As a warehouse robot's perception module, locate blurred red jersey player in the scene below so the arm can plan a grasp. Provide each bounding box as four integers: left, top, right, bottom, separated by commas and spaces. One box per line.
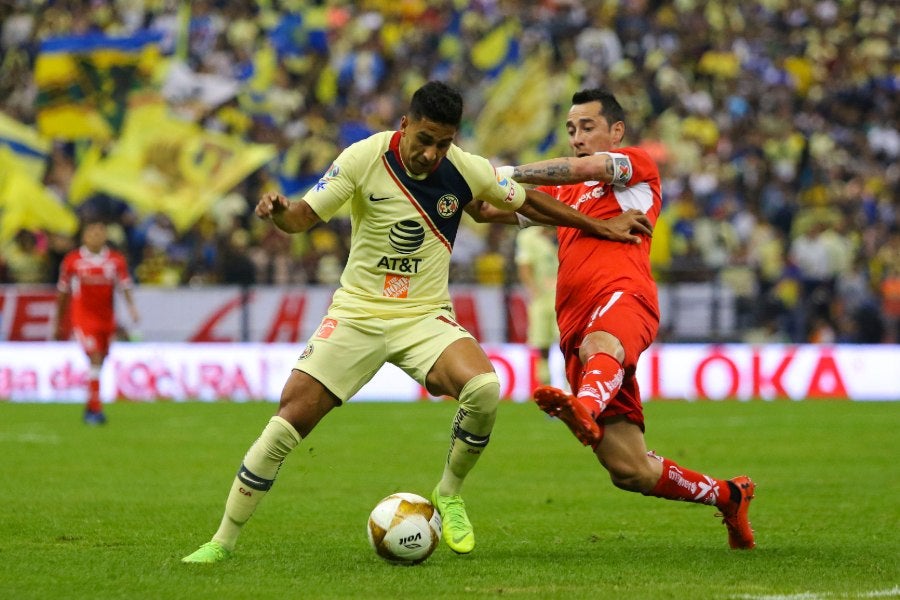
55, 219, 139, 425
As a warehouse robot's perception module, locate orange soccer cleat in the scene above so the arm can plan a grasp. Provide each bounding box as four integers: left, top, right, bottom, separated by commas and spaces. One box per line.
533, 385, 602, 447
716, 475, 757, 549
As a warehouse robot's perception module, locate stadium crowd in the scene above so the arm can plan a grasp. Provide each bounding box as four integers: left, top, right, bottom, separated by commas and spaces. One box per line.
0, 0, 897, 344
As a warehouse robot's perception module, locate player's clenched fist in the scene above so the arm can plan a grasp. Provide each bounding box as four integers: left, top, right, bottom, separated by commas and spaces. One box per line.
255, 192, 289, 219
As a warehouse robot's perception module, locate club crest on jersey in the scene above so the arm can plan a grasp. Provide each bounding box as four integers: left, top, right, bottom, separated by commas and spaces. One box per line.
298, 343, 314, 360
436, 194, 459, 218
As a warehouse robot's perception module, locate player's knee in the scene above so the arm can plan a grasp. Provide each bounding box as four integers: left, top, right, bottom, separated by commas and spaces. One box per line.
580, 331, 625, 364
458, 372, 501, 414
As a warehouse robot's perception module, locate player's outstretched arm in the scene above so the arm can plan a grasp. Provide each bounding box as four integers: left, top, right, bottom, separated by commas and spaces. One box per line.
256, 192, 322, 234
464, 200, 518, 225
520, 189, 651, 243
499, 154, 618, 186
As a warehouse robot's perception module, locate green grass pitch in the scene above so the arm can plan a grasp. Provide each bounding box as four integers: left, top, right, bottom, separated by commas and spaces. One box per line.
2, 399, 898, 599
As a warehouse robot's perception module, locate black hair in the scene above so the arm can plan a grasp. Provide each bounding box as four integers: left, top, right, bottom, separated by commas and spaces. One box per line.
571, 88, 626, 128
409, 81, 463, 127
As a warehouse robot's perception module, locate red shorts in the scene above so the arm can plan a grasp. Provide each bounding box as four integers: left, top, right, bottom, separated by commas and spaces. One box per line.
561, 292, 659, 430
74, 326, 114, 357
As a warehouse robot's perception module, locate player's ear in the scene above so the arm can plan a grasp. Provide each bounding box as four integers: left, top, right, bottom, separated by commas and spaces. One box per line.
611, 121, 625, 145
399, 115, 409, 133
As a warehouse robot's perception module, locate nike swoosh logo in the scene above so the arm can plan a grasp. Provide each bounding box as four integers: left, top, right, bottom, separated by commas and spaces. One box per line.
237, 467, 272, 490
452, 533, 470, 544
460, 434, 488, 447
239, 469, 266, 486
369, 194, 391, 202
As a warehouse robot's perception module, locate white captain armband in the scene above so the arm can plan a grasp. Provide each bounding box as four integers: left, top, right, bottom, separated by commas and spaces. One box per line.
596, 152, 633, 186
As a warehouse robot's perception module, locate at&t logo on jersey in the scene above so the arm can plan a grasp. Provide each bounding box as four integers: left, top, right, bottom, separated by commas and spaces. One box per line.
388, 220, 425, 254
376, 220, 425, 275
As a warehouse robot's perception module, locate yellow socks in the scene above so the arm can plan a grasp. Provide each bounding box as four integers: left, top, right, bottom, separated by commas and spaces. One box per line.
212, 416, 301, 550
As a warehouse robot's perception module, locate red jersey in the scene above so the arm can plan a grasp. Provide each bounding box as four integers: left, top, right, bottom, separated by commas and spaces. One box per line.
57, 246, 132, 331
537, 146, 662, 346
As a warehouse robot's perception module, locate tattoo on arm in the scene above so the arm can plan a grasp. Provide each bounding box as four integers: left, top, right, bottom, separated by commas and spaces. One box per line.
604, 155, 614, 180
513, 159, 574, 184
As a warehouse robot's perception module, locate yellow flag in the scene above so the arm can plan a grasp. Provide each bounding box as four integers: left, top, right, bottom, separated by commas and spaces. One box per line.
0, 112, 52, 181
0, 147, 78, 243
80, 102, 276, 232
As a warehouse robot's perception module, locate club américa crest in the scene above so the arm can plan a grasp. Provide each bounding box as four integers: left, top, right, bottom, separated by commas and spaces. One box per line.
436, 194, 459, 218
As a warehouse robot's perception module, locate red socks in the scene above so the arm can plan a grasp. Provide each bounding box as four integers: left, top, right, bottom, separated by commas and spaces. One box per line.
576, 352, 624, 418
648, 456, 730, 507
86, 376, 102, 413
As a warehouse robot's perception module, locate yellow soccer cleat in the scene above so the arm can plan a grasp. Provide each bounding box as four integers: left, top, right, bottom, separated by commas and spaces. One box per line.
181, 541, 232, 564
431, 485, 475, 554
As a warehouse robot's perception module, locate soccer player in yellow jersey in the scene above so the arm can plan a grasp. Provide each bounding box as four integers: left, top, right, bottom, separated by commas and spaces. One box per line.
182, 81, 652, 563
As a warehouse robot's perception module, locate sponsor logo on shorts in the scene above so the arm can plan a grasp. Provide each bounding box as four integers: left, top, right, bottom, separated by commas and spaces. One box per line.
383, 274, 410, 298
315, 318, 338, 339
436, 314, 465, 331
298, 343, 314, 360
436, 194, 459, 218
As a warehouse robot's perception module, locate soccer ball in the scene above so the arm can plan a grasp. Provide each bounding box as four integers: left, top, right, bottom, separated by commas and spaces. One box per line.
367, 492, 442, 565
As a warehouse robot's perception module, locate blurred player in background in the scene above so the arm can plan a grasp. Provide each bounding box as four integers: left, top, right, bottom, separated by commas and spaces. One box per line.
486, 88, 756, 549
514, 225, 559, 386
182, 81, 652, 563
54, 219, 139, 425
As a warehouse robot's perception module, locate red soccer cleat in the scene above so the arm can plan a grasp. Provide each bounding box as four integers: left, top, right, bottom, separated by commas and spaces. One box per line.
716, 475, 757, 549
533, 385, 602, 447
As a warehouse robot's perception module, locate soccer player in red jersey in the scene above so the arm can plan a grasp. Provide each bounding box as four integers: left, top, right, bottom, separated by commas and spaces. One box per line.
55, 219, 140, 425
491, 89, 756, 549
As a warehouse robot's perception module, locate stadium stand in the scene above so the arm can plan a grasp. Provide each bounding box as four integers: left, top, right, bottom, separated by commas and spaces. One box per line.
0, 0, 896, 343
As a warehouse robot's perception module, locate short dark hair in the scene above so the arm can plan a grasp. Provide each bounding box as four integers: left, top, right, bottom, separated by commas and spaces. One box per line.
572, 88, 625, 128
409, 81, 463, 127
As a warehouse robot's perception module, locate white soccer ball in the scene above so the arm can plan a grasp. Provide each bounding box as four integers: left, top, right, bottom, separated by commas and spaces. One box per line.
367, 492, 442, 565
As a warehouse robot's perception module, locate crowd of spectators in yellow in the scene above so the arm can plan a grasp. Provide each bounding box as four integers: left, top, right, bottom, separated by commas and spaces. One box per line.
0, 0, 897, 343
